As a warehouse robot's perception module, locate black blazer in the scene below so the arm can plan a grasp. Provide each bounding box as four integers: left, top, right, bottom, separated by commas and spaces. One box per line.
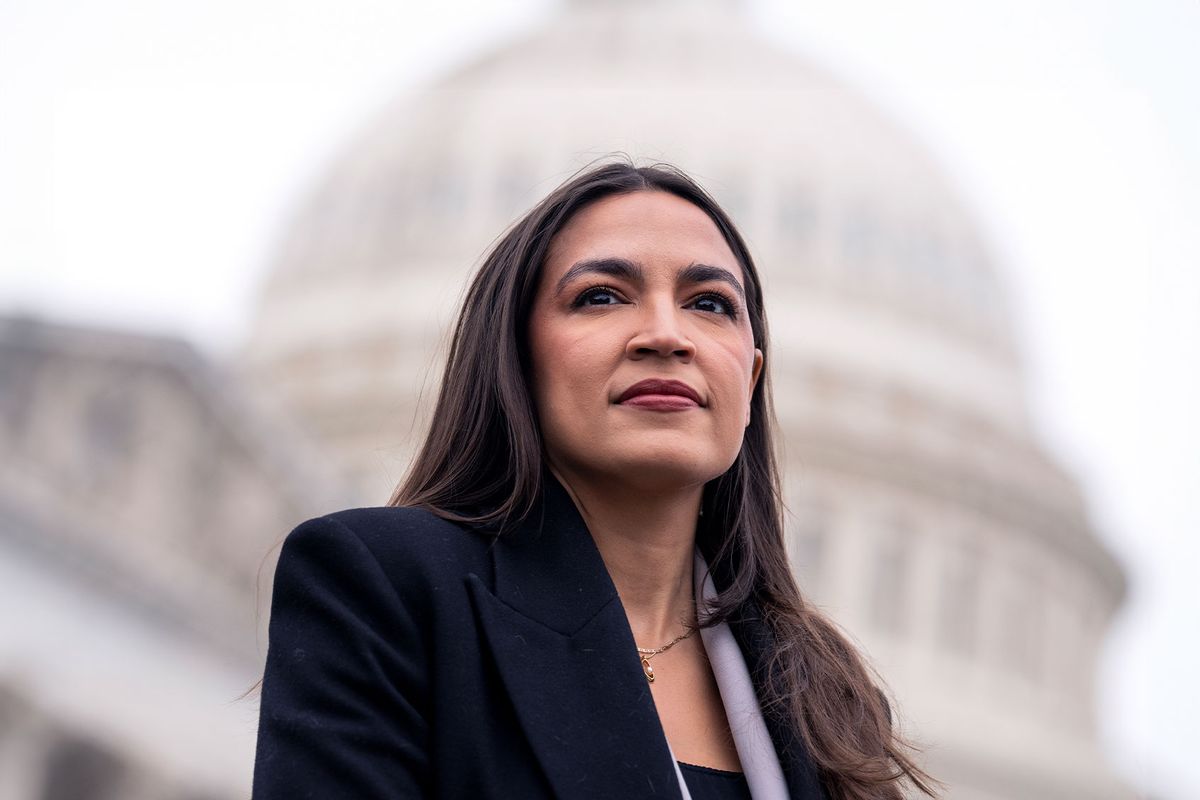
253, 474, 827, 799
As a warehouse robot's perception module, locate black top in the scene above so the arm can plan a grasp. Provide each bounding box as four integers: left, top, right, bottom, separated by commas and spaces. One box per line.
677, 762, 753, 800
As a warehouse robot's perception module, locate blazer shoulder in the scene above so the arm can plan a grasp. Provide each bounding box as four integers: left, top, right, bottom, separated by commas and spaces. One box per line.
288, 505, 494, 587
321, 504, 475, 542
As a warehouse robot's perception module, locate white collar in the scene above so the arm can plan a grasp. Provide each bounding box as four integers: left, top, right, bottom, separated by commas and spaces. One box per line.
666, 550, 791, 799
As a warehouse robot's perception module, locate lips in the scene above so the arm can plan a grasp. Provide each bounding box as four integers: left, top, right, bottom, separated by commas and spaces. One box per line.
616, 378, 703, 408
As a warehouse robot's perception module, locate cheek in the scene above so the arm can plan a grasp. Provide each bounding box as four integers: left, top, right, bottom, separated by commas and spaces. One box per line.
709, 343, 756, 413
528, 316, 612, 415
527, 315, 564, 419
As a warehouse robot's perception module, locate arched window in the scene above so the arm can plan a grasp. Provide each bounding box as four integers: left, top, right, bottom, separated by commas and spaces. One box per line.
899, 226, 947, 286
495, 162, 535, 218
999, 565, 1044, 682
840, 201, 883, 274
425, 164, 466, 219
792, 500, 830, 597
776, 181, 818, 246
868, 521, 911, 635
710, 173, 751, 224
938, 537, 982, 656
83, 382, 138, 468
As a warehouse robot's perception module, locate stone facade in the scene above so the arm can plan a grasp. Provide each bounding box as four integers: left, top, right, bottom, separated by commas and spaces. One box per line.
0, 315, 351, 799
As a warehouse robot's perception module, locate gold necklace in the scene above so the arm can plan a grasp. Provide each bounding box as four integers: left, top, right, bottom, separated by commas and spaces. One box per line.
636, 625, 696, 683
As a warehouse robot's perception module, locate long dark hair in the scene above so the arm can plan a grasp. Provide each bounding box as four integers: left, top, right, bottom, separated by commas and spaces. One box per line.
391, 160, 938, 799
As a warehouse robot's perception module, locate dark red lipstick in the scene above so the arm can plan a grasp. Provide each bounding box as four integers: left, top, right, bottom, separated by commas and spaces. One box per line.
616, 379, 703, 411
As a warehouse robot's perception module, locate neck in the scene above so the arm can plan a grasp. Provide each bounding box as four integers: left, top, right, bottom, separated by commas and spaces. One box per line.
550, 466, 700, 647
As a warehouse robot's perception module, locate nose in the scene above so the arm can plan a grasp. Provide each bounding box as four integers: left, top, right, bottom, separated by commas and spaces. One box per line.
625, 301, 695, 362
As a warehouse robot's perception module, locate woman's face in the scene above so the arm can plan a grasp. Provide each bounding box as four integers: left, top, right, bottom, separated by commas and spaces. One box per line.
528, 190, 764, 495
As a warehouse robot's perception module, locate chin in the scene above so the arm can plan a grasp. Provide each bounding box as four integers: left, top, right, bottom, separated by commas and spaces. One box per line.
547, 428, 741, 495
603, 443, 733, 494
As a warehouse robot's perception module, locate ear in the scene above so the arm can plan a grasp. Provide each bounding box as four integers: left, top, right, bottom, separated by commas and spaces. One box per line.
745, 348, 764, 427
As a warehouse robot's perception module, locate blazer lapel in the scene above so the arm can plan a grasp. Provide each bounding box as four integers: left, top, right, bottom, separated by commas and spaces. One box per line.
465, 474, 684, 799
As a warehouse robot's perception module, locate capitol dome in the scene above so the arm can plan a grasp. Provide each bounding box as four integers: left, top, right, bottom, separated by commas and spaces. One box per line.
238, 1, 1128, 796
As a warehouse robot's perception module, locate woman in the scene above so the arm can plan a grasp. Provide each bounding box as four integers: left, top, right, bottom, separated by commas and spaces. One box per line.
253, 162, 937, 799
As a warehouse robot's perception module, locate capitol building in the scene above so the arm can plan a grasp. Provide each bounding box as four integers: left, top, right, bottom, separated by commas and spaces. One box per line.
0, 0, 1129, 797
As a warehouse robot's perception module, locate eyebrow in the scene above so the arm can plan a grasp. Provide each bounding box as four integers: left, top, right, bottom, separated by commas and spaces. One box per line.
678, 263, 746, 302
554, 258, 642, 296
554, 258, 746, 302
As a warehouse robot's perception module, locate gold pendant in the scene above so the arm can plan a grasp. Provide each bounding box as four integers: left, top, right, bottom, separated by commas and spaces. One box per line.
642, 656, 655, 683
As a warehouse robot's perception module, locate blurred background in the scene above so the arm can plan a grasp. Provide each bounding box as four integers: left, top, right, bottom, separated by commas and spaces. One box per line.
1, 0, 1196, 798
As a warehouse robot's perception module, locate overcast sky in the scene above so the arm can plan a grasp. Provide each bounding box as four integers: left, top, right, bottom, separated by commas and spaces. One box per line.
1, 1, 1197, 796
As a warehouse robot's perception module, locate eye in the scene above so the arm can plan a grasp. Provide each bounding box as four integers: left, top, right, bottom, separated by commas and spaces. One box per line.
689, 291, 739, 318
572, 285, 626, 307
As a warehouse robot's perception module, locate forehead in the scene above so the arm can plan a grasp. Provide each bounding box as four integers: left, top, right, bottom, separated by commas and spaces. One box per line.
544, 190, 741, 279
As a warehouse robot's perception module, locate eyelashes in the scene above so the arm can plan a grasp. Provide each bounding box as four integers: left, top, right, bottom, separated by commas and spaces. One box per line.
570, 285, 742, 320
690, 291, 740, 319
572, 285, 624, 308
